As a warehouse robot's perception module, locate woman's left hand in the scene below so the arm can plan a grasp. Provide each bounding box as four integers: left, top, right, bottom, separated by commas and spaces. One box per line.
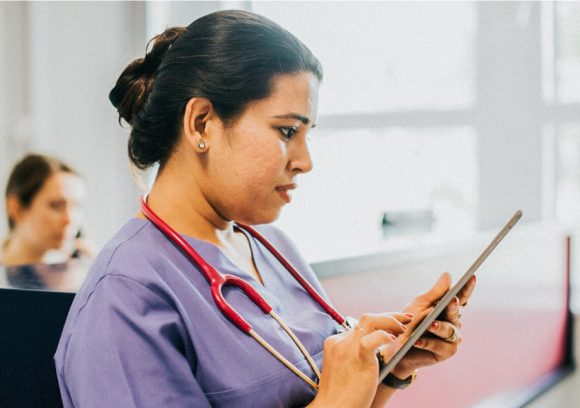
389, 272, 477, 379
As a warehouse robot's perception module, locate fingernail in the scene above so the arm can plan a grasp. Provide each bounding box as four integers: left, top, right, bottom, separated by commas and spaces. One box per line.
431, 321, 438, 329
404, 313, 414, 318
401, 324, 407, 331
415, 339, 423, 347
390, 334, 397, 340
453, 297, 459, 306
473, 275, 477, 283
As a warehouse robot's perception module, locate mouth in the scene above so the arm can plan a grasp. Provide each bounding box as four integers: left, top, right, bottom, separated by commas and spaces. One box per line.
275, 183, 297, 204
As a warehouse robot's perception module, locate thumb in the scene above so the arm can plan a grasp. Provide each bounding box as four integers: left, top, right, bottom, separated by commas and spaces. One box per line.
420, 272, 452, 304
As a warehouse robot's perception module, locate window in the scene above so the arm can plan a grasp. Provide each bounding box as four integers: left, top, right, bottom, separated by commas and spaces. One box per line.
556, 2, 580, 104
251, 2, 578, 263
553, 2, 580, 225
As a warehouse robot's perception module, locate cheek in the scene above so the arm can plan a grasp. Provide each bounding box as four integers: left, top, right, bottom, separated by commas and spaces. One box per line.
31, 207, 61, 232
237, 155, 283, 194
224, 139, 286, 188
18, 212, 49, 242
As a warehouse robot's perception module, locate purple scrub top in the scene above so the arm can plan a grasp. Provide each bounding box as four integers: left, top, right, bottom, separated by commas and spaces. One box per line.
55, 219, 341, 407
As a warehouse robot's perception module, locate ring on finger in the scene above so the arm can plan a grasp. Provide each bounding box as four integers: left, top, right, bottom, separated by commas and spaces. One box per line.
443, 327, 458, 343
355, 325, 369, 336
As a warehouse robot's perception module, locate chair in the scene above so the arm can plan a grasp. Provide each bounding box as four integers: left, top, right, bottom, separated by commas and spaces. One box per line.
0, 288, 74, 408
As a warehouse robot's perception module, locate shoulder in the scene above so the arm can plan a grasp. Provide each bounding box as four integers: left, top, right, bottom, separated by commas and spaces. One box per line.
251, 224, 327, 291
64, 219, 194, 329
252, 224, 300, 256
56, 219, 195, 370
251, 224, 310, 269
81, 218, 182, 286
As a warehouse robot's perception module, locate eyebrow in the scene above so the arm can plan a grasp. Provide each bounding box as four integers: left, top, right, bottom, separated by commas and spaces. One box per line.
272, 113, 311, 125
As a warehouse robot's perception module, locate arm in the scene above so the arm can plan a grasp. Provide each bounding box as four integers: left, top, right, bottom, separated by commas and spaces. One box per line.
61, 275, 211, 408
370, 386, 399, 408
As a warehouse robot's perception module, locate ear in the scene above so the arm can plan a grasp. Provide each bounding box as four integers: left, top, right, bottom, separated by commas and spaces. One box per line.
183, 97, 215, 152
6, 194, 25, 225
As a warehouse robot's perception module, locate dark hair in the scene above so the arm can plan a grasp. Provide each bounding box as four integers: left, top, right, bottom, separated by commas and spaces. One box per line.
109, 10, 323, 170
5, 154, 77, 231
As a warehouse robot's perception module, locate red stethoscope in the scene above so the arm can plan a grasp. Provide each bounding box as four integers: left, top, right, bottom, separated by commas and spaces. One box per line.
140, 196, 350, 390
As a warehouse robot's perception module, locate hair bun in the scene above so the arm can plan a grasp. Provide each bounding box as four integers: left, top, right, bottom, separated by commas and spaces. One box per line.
109, 27, 187, 125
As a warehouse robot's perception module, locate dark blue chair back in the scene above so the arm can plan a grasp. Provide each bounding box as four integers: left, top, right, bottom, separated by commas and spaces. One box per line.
0, 288, 74, 408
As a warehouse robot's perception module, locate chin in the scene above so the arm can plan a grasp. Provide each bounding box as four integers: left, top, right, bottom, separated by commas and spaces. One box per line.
50, 237, 67, 250
237, 209, 281, 226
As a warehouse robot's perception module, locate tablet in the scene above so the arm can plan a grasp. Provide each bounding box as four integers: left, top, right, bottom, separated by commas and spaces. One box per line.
378, 209, 523, 382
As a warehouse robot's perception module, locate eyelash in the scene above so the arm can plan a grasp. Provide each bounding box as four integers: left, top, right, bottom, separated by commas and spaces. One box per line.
278, 126, 298, 141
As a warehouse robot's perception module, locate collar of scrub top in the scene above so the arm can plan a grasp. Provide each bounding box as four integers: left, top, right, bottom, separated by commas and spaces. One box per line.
140, 196, 350, 390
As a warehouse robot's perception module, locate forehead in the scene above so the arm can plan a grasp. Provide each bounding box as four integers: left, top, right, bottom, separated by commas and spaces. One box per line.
37, 172, 85, 200
250, 71, 320, 119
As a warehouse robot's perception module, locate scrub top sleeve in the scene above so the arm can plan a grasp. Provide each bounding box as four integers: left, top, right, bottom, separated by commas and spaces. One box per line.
62, 274, 211, 408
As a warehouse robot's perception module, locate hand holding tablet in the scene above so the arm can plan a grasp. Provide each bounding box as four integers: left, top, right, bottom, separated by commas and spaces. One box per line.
378, 210, 523, 384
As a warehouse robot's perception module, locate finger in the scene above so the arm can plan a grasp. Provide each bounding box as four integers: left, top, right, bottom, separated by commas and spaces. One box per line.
417, 272, 452, 306
357, 313, 413, 337
414, 334, 461, 360
426, 320, 456, 340
377, 342, 398, 365
390, 312, 416, 323
359, 329, 397, 355
457, 275, 477, 306
443, 296, 462, 327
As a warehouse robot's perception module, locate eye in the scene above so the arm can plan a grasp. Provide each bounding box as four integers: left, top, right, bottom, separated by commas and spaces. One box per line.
49, 200, 66, 212
278, 126, 298, 141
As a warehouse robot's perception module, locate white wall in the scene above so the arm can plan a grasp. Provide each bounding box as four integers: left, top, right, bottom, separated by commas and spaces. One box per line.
0, 2, 225, 248
25, 2, 146, 247
0, 3, 30, 241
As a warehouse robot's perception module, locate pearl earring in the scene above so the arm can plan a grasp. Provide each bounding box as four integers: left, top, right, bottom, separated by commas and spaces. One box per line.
198, 141, 206, 149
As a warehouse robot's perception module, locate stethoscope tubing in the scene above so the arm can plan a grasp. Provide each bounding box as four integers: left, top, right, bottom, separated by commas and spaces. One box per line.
140, 196, 346, 332
236, 222, 346, 326
141, 196, 270, 333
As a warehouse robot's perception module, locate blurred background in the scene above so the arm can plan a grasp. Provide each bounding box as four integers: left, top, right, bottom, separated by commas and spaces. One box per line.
0, 0, 579, 277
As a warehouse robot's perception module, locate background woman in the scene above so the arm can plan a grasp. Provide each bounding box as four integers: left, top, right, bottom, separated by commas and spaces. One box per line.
2, 153, 89, 290
55, 10, 474, 407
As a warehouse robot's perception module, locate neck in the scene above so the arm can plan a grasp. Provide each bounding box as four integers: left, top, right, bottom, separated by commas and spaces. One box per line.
1, 233, 46, 266
146, 164, 235, 247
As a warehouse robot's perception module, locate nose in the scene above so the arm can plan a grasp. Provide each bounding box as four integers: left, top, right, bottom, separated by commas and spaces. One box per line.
61, 208, 72, 227
62, 204, 79, 228
288, 137, 313, 174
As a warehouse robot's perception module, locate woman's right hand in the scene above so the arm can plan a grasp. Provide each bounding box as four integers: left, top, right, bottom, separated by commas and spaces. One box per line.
309, 312, 413, 408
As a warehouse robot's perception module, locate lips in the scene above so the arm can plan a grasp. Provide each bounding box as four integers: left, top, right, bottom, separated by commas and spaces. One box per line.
276, 183, 297, 192
275, 183, 296, 203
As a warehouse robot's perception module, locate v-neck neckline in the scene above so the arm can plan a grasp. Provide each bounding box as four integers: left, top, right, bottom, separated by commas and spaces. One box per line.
134, 218, 270, 288
233, 225, 266, 287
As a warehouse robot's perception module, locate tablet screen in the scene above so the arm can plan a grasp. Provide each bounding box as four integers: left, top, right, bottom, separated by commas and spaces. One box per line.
378, 210, 523, 382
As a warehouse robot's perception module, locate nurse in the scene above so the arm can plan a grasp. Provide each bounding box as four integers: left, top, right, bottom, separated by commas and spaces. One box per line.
55, 10, 474, 407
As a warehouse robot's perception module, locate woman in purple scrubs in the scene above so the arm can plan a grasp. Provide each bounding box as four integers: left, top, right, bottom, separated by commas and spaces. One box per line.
55, 10, 475, 407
